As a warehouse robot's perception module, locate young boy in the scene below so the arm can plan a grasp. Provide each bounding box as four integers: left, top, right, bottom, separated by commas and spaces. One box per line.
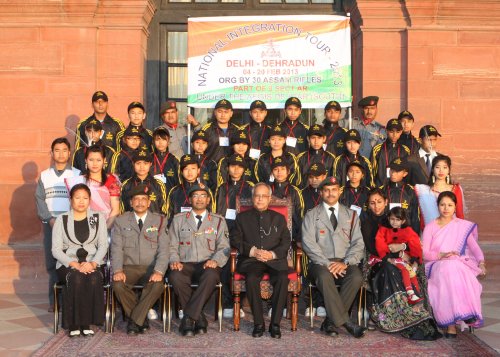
255, 125, 300, 186
72, 119, 115, 174
35, 138, 81, 311
115, 101, 153, 152
296, 124, 335, 189
151, 127, 180, 195
120, 150, 167, 215
397, 111, 420, 155
381, 157, 420, 234
110, 126, 143, 182
370, 119, 410, 187
240, 100, 271, 157
333, 129, 373, 188
418, 125, 442, 176
217, 130, 257, 186
191, 130, 218, 193
279, 97, 309, 155
322, 100, 347, 156
339, 161, 371, 216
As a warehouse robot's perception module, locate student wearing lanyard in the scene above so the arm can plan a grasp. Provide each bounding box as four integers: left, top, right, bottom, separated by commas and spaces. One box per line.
322, 100, 348, 156
190, 130, 218, 193
279, 97, 309, 155
381, 157, 420, 234
296, 124, 336, 189
370, 119, 410, 187
397, 111, 420, 155
110, 126, 143, 182
150, 127, 180, 195
115, 101, 153, 153
166, 154, 215, 227
240, 100, 271, 157
339, 161, 370, 216
120, 150, 167, 215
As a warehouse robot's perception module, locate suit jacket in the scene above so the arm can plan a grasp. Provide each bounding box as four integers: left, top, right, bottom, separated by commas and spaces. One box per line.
111, 210, 169, 275
406, 154, 429, 186
301, 203, 365, 267
51, 209, 108, 269
231, 208, 291, 271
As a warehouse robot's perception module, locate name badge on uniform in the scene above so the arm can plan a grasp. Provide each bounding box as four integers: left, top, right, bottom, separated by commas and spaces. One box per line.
249, 148, 261, 160
350, 205, 362, 216
386, 167, 391, 178
269, 173, 275, 182
322, 143, 327, 151
181, 206, 192, 213
389, 203, 402, 210
225, 209, 237, 220
154, 173, 166, 184
219, 137, 229, 146
286, 136, 297, 148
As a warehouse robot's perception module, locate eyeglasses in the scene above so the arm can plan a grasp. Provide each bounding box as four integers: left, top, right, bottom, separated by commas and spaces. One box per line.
191, 194, 208, 199
254, 194, 270, 199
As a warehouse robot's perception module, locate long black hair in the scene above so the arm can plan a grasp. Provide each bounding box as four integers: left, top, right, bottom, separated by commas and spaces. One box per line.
84, 144, 107, 186
428, 154, 452, 186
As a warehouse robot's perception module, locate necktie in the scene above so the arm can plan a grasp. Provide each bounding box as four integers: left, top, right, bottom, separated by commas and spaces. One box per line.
138, 218, 143, 231
329, 207, 338, 231
425, 154, 431, 174
196, 215, 203, 230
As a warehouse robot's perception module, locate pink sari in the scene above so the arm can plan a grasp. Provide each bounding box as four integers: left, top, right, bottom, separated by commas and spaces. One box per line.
422, 218, 484, 328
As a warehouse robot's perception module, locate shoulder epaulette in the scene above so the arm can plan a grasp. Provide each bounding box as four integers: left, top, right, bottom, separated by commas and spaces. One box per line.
201, 123, 212, 131
402, 145, 411, 154
146, 129, 153, 135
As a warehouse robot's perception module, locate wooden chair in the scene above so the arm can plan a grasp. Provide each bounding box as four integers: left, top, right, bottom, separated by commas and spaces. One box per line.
231, 197, 302, 332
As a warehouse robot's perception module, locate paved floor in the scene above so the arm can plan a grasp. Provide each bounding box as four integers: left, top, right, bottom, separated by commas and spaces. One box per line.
0, 246, 499, 356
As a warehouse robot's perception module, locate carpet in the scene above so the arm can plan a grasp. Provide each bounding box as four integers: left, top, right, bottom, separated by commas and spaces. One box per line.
33, 313, 499, 357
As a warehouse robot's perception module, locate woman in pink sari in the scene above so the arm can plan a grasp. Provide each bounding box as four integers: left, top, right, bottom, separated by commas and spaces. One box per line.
423, 191, 486, 338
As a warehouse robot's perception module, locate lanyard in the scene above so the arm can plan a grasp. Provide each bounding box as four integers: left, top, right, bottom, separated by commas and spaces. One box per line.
311, 190, 321, 206
225, 181, 245, 209
154, 152, 169, 174
121, 150, 133, 163
327, 125, 339, 143
384, 142, 400, 167
272, 183, 289, 197
350, 187, 361, 205
387, 184, 405, 204
284, 120, 298, 138
307, 150, 325, 166
181, 184, 190, 205
248, 125, 267, 149
216, 126, 229, 138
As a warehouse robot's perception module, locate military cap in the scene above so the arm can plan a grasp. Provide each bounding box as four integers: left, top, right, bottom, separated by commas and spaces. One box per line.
388, 157, 409, 171
85, 119, 103, 131
324, 100, 341, 111
152, 126, 170, 138
129, 183, 150, 198
271, 156, 288, 169
386, 118, 403, 131
133, 150, 153, 163
128, 101, 145, 112
319, 176, 340, 189
397, 110, 414, 121
214, 99, 233, 110
346, 160, 365, 173
307, 163, 327, 176
188, 182, 210, 197
250, 100, 267, 111
285, 97, 302, 109
228, 154, 246, 168
269, 125, 286, 138
344, 129, 361, 143
92, 91, 108, 102
180, 154, 199, 170
358, 96, 379, 108
191, 130, 208, 143
308, 124, 326, 137
123, 126, 142, 137
230, 130, 250, 145
160, 100, 177, 115
419, 125, 442, 138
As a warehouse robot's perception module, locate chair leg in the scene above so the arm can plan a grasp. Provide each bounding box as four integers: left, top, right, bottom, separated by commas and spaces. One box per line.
291, 292, 299, 331
217, 283, 223, 332
233, 292, 240, 331
167, 285, 172, 333
357, 286, 364, 326
53, 284, 59, 334
162, 284, 167, 333
104, 285, 111, 333
110, 291, 116, 333
309, 284, 314, 329
286, 293, 292, 319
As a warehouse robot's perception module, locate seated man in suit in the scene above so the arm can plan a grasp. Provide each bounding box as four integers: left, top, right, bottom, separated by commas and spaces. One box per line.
301, 177, 367, 338
112, 184, 169, 334
231, 182, 291, 339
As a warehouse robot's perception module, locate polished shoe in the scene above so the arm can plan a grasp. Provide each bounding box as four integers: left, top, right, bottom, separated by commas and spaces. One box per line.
269, 324, 281, 339
179, 315, 195, 337
194, 313, 208, 335
127, 320, 140, 335
320, 318, 339, 337
444, 332, 458, 338
252, 324, 265, 338
343, 321, 367, 338
139, 319, 149, 333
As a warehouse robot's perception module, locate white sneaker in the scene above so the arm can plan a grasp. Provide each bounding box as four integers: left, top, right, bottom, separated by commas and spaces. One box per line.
240, 309, 245, 318
267, 308, 286, 318
316, 306, 327, 317
148, 308, 158, 320
69, 330, 81, 337
82, 329, 94, 336
178, 309, 184, 319
223, 308, 245, 318
305, 307, 316, 317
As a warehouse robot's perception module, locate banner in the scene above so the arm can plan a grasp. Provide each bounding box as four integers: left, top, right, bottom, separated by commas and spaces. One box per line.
187, 15, 351, 109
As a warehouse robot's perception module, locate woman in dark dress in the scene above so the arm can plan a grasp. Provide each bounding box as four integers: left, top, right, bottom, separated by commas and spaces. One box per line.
51, 184, 109, 337
360, 188, 441, 340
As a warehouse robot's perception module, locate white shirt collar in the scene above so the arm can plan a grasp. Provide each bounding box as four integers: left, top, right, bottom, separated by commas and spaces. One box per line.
134, 212, 147, 224
419, 147, 436, 159
323, 201, 340, 217
192, 210, 207, 223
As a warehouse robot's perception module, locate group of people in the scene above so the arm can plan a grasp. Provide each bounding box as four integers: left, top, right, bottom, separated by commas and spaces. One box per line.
35, 91, 486, 341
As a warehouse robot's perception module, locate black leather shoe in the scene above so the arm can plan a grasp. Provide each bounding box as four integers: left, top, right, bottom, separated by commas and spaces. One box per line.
252, 324, 265, 338
194, 313, 208, 335
343, 321, 367, 338
127, 320, 140, 335
320, 318, 339, 337
269, 324, 281, 339
179, 316, 195, 337
139, 319, 149, 333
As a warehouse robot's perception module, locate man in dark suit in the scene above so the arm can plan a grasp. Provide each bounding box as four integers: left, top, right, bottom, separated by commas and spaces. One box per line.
231, 182, 291, 339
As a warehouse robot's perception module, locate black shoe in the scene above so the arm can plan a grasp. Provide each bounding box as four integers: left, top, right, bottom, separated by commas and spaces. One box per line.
269, 324, 281, 339
179, 315, 195, 337
127, 320, 140, 335
343, 321, 367, 338
139, 319, 149, 333
464, 317, 477, 325
194, 313, 208, 335
252, 324, 265, 338
444, 332, 458, 338
320, 318, 339, 337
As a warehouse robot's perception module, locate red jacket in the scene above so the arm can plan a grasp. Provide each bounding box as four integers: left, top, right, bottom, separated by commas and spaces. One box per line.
375, 226, 422, 263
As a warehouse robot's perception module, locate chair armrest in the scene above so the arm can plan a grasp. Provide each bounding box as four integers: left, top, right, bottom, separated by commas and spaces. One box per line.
293, 243, 302, 275
230, 248, 238, 274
